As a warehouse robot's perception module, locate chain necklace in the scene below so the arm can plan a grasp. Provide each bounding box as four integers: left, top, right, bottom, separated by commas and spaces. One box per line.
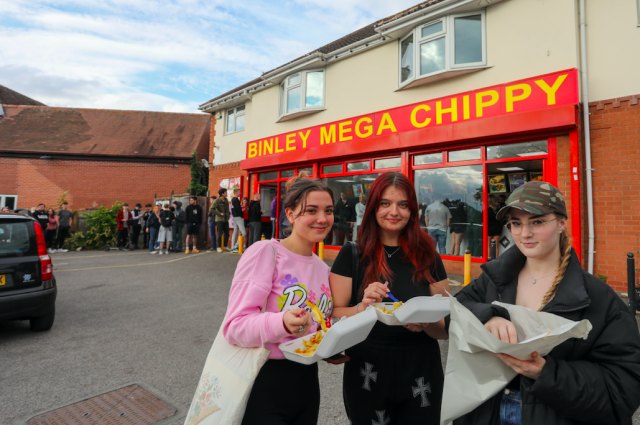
383, 246, 401, 258
525, 264, 558, 284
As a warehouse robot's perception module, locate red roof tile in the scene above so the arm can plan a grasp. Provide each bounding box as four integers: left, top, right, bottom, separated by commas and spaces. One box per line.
0, 106, 210, 158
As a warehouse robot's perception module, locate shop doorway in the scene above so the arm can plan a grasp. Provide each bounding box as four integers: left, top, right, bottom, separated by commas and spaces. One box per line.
486, 159, 543, 257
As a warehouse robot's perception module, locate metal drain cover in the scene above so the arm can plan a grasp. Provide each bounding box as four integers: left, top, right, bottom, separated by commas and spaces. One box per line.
26, 384, 176, 425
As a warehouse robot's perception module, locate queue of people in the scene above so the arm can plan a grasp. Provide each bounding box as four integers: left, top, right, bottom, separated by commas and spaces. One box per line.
28, 202, 73, 253
211, 172, 640, 425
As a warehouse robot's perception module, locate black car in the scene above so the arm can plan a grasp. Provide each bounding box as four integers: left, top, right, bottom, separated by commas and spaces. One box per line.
0, 212, 57, 331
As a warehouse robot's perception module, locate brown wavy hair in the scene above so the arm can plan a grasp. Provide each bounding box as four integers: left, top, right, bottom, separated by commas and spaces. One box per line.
357, 172, 437, 296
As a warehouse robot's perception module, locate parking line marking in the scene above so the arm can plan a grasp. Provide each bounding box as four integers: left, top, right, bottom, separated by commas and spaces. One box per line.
51, 252, 151, 260
54, 253, 207, 272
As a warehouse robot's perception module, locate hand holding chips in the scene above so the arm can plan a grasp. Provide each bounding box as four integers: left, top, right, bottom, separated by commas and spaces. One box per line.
305, 300, 329, 333
373, 301, 403, 314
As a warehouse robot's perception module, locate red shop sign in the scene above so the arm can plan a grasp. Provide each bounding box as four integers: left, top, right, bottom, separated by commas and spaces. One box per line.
245, 69, 578, 161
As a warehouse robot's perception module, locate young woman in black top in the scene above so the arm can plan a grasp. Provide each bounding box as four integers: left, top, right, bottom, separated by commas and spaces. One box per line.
330, 172, 450, 425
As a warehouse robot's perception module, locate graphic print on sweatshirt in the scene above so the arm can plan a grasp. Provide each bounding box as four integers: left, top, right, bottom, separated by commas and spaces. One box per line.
277, 273, 333, 323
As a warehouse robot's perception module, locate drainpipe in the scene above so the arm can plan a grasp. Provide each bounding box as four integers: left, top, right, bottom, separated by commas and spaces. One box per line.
579, 0, 595, 274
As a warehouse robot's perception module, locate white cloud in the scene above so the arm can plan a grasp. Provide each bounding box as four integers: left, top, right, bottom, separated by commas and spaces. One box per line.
0, 0, 423, 112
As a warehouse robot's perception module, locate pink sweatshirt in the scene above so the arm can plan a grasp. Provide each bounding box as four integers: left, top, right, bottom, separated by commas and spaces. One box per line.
223, 239, 333, 359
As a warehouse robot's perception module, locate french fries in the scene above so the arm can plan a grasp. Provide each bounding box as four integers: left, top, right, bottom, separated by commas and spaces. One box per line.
305, 300, 329, 333
373, 301, 403, 314
294, 331, 324, 356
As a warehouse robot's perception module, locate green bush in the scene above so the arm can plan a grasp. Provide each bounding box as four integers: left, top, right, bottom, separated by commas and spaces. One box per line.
63, 201, 122, 250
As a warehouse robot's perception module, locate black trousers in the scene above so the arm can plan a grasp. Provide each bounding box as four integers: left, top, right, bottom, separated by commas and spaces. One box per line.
248, 222, 262, 246
241, 360, 319, 425
54, 226, 70, 249
343, 338, 444, 425
117, 228, 129, 248
131, 224, 141, 248
45, 229, 56, 249
216, 222, 229, 249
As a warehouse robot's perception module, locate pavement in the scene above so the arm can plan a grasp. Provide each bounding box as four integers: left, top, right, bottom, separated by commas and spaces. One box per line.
0, 250, 638, 425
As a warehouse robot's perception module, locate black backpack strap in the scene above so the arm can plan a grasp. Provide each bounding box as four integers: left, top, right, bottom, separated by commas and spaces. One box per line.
349, 241, 359, 307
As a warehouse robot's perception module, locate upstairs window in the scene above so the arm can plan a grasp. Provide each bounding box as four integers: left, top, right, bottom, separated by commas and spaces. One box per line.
226, 105, 245, 134
279, 70, 325, 119
399, 11, 486, 86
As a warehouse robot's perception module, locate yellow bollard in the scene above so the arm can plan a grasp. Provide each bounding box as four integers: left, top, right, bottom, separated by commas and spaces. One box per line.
238, 235, 244, 254
318, 241, 324, 261
463, 249, 472, 286
261, 234, 265, 241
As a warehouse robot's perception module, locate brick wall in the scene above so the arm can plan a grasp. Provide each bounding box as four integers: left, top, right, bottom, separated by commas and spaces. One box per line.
588, 95, 640, 291
0, 157, 193, 211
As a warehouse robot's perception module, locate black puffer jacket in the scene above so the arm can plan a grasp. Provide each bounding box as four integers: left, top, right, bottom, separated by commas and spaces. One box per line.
453, 246, 640, 425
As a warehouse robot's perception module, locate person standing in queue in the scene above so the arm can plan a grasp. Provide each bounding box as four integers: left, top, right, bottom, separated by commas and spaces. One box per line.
329, 172, 450, 425
145, 204, 161, 254
212, 189, 230, 252
184, 196, 202, 254
172, 200, 185, 252
452, 181, 640, 425
223, 177, 335, 425
248, 193, 264, 247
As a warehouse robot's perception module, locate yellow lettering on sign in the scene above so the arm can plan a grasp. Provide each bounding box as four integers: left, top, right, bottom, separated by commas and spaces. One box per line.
298, 130, 311, 148
248, 142, 258, 158
339, 121, 353, 142
275, 137, 284, 153
410, 105, 431, 128
463, 95, 470, 120
355, 117, 373, 138
476, 90, 499, 118
535, 74, 568, 105
285, 133, 296, 151
376, 113, 397, 135
436, 98, 458, 124
320, 125, 336, 145
258, 140, 263, 156
263, 139, 273, 155
505, 83, 532, 112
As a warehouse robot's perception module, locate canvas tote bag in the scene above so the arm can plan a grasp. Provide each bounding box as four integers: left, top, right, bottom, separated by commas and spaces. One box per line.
184, 242, 277, 425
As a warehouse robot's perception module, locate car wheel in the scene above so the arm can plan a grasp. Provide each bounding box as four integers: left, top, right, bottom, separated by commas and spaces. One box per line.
30, 307, 55, 332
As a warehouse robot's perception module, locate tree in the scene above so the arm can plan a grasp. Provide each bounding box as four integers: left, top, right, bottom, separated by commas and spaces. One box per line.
186, 150, 208, 196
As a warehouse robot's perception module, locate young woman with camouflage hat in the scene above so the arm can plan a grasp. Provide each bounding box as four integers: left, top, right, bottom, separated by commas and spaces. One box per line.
453, 181, 640, 425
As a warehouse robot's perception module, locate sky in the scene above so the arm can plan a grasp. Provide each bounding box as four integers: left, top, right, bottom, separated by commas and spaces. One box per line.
0, 0, 420, 113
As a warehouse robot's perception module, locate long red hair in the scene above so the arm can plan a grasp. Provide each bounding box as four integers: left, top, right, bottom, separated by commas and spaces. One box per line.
357, 172, 437, 295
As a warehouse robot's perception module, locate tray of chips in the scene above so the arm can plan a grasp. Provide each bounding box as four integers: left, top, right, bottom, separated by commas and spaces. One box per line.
279, 307, 377, 365
371, 295, 450, 325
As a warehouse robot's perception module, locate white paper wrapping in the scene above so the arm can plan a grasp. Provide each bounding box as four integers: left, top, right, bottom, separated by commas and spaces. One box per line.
441, 297, 592, 425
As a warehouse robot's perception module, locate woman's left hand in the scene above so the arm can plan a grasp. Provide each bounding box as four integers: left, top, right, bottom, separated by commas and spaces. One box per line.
404, 323, 429, 332
496, 352, 546, 380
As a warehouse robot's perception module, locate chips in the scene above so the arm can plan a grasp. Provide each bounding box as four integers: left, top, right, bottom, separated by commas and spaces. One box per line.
294, 331, 324, 356
305, 300, 329, 333
374, 301, 404, 315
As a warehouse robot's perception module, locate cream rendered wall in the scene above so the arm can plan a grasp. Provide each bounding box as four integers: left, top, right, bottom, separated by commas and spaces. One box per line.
585, 0, 640, 101
215, 0, 580, 165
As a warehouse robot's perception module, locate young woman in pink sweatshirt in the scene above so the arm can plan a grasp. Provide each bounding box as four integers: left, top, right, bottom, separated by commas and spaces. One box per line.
223, 176, 335, 425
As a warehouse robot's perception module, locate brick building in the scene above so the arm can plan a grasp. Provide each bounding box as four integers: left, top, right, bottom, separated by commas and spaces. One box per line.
0, 97, 211, 211
199, 0, 639, 290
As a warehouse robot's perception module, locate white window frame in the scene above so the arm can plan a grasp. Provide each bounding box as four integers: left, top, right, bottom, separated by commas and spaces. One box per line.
398, 10, 487, 88
0, 195, 18, 209
225, 104, 245, 135
278, 69, 326, 119
637, 0, 640, 26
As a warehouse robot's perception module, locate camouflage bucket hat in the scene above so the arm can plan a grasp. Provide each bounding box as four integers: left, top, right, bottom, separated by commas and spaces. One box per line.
496, 181, 567, 220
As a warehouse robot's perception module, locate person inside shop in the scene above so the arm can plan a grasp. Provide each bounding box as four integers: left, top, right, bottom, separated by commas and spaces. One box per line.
353, 193, 366, 242
329, 171, 450, 425
425, 193, 451, 255
333, 191, 355, 246
222, 176, 335, 425
444, 197, 467, 257
497, 194, 507, 209
452, 181, 640, 425
487, 195, 503, 258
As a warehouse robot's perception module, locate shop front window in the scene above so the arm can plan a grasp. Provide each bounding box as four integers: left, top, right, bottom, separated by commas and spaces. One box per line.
322, 173, 380, 247
414, 165, 484, 258
449, 148, 481, 162
323, 164, 343, 175
374, 157, 401, 170
280, 169, 295, 178
259, 171, 278, 181
486, 140, 548, 160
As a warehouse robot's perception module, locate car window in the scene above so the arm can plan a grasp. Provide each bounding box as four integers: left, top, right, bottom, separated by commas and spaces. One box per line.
0, 222, 36, 258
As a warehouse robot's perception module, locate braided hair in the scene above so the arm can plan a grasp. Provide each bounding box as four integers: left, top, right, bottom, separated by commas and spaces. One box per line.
538, 220, 573, 310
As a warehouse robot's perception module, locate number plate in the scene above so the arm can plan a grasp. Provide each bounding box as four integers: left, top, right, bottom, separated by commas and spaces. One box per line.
0, 275, 5, 286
